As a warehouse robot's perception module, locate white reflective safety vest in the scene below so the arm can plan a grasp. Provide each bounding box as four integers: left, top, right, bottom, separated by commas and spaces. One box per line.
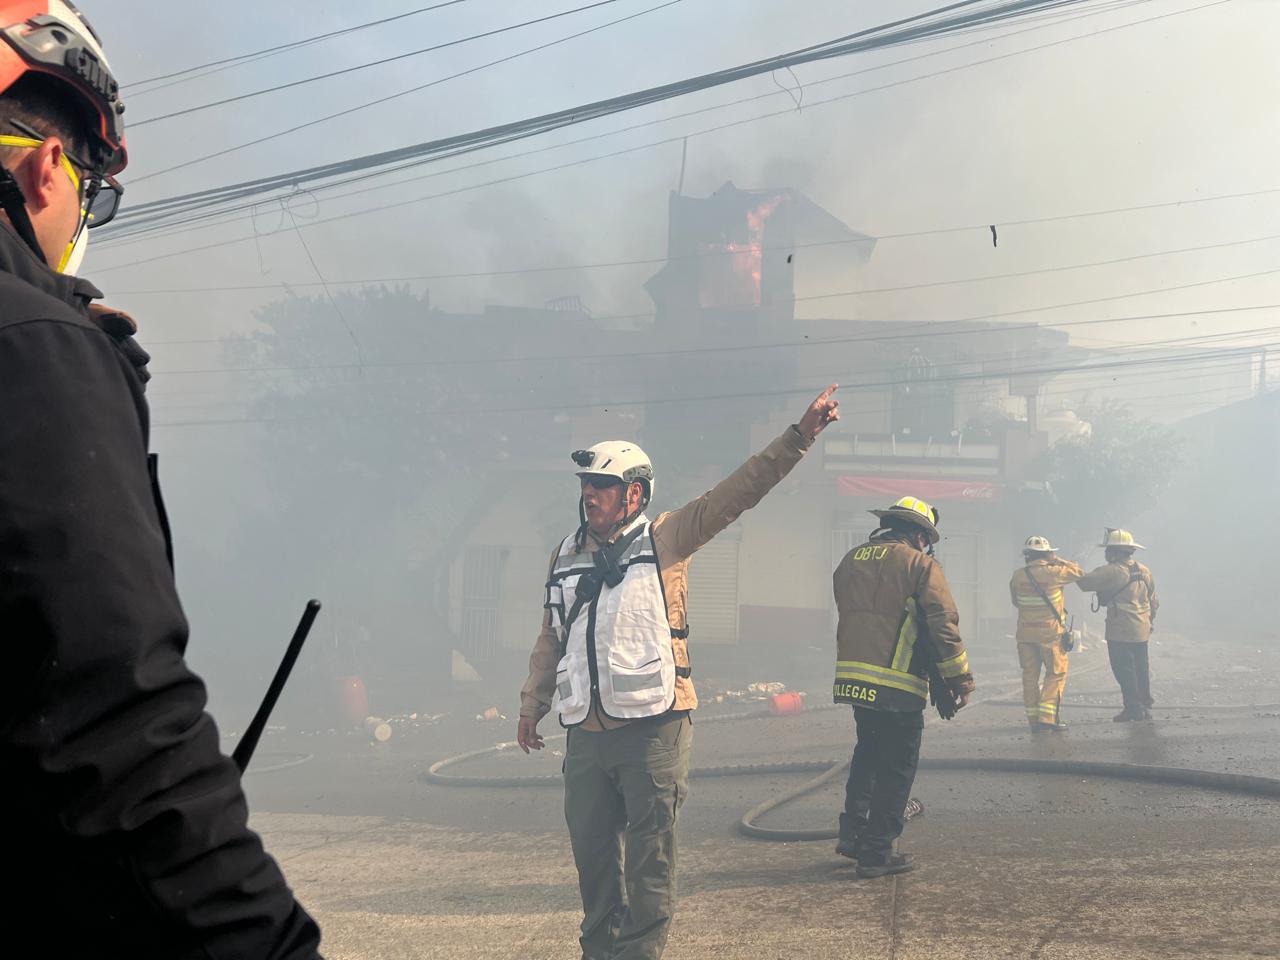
545, 519, 678, 726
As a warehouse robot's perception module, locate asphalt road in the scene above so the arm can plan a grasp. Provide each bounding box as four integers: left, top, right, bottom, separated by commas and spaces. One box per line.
239, 639, 1280, 959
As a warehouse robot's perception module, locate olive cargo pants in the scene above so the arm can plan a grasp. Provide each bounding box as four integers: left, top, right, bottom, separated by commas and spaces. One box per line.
564, 713, 692, 960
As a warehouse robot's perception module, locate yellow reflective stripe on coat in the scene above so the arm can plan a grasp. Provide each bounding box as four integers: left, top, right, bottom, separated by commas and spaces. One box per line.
835, 660, 928, 698
890, 599, 918, 674
936, 649, 970, 679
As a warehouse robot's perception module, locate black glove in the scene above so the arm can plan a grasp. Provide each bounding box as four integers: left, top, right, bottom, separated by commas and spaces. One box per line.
926, 660, 960, 720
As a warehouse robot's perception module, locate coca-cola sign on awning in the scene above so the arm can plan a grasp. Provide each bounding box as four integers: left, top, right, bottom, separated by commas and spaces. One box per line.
837, 476, 1001, 501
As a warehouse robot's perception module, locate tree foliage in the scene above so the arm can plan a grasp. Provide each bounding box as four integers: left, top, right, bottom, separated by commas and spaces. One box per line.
1038, 399, 1184, 554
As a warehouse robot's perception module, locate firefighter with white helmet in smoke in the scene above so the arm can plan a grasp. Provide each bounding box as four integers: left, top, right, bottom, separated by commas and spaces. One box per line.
1010, 535, 1084, 732
831, 495, 976, 878
1, 4, 321, 956
1076, 529, 1160, 722
518, 386, 840, 960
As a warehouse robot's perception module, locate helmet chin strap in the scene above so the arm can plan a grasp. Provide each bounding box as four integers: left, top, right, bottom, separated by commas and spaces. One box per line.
576, 488, 649, 550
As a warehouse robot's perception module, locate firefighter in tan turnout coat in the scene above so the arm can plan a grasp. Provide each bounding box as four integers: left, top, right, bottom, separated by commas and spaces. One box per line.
1010, 536, 1083, 732
831, 496, 976, 878
1076, 528, 1159, 722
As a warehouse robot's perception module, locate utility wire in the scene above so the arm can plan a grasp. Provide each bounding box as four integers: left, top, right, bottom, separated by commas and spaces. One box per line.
142, 302, 1280, 377
148, 348, 1273, 421
124, 1, 474, 90
128, 0, 685, 183
131, 1, 627, 125
108, 263, 1280, 357
153, 338, 1278, 404
124, 0, 1117, 187
101, 0, 1153, 246
146, 340, 1280, 426
287, 209, 365, 367
98, 0, 1228, 258
101, 230, 1280, 302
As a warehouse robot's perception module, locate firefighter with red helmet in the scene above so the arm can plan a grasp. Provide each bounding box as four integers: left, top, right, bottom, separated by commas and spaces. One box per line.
0, 5, 322, 956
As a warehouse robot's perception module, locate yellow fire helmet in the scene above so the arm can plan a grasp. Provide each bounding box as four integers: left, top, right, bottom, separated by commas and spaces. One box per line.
870, 495, 940, 544
1100, 528, 1144, 550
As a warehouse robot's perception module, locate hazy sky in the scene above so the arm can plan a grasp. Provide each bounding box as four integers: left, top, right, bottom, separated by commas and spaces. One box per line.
87, 3, 1273, 356
81, 0, 1279, 494
65, 0, 1277, 705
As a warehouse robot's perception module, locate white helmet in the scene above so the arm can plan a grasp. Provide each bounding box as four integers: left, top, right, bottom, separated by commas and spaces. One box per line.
1023, 535, 1057, 554
571, 441, 654, 504
1100, 528, 1144, 550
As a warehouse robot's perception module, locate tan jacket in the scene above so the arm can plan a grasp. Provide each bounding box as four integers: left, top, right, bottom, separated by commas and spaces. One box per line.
520, 426, 810, 729
1010, 558, 1084, 645
832, 536, 975, 711
1077, 559, 1158, 643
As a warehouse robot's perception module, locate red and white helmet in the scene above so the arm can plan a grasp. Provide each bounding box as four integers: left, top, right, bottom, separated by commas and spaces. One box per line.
1, 1, 126, 175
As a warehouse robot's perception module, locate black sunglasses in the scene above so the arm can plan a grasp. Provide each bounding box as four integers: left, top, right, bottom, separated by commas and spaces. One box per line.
580, 475, 625, 491
8, 119, 123, 229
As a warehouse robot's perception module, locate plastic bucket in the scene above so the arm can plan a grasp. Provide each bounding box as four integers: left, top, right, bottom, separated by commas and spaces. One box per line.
768, 691, 804, 716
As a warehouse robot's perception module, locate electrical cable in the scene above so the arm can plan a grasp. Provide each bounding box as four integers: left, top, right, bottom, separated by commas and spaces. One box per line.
121, 0, 1141, 189
97, 0, 1159, 248
124, 1, 474, 91
131, 1, 629, 126
128, 0, 686, 184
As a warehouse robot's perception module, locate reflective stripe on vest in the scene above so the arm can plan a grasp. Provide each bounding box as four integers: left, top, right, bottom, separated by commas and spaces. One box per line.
890, 599, 918, 674
835, 660, 928, 698
546, 519, 676, 725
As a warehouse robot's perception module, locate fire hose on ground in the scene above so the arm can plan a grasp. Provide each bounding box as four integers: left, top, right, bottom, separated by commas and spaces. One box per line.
423, 660, 1280, 841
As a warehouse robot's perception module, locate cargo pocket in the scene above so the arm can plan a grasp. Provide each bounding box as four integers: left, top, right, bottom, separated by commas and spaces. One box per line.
607, 655, 667, 707
553, 664, 586, 716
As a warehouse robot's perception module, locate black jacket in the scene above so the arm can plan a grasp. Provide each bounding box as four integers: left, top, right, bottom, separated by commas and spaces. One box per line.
0, 224, 321, 959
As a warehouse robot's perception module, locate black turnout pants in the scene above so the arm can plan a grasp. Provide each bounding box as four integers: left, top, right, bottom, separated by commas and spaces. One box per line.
1107, 640, 1152, 712
842, 706, 924, 863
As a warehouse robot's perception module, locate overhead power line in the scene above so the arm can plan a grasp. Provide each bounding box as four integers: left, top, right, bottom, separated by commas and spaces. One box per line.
124, 1, 473, 92
120, 0, 1128, 190
131, 0, 628, 126
99, 0, 1225, 253
148, 346, 1273, 422
101, 230, 1280, 298
147, 339, 1280, 428
142, 302, 1280, 377
127, 0, 685, 184
101, 0, 1154, 247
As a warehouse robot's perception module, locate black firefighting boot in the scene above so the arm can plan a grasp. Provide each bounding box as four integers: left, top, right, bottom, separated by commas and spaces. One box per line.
856, 851, 916, 879
1112, 708, 1142, 722
835, 813, 861, 859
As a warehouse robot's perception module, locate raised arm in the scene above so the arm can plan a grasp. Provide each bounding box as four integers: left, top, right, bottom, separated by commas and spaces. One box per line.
654, 386, 839, 563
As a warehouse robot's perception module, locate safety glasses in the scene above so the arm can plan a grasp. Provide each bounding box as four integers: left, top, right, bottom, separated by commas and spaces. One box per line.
580, 475, 625, 491
4, 119, 123, 229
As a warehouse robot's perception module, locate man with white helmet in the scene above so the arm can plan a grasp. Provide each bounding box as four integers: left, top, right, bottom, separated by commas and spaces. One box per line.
831, 496, 975, 877
0, 5, 321, 956
518, 386, 840, 960
1076, 529, 1160, 722
1010, 535, 1084, 732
